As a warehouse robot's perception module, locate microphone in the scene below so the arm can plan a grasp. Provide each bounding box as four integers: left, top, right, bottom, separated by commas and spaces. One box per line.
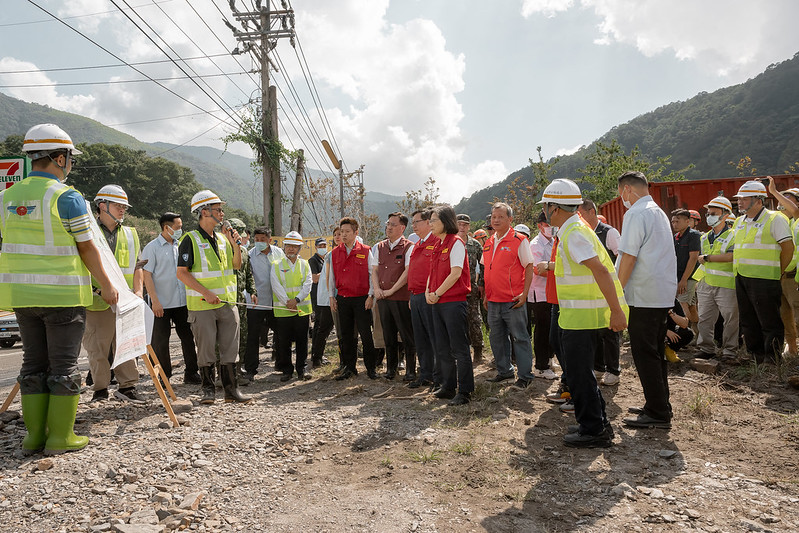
223, 220, 242, 245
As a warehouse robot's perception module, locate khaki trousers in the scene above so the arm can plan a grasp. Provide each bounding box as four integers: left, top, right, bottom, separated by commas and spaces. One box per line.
188, 304, 240, 366
780, 275, 799, 354
696, 280, 739, 357
83, 308, 139, 391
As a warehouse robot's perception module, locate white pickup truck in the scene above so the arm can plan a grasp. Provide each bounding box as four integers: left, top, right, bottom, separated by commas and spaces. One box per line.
0, 311, 21, 349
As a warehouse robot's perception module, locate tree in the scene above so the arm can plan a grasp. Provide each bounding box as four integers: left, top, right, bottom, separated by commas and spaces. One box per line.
577, 140, 693, 205
729, 156, 758, 176
496, 146, 559, 226
397, 177, 440, 216
303, 172, 382, 243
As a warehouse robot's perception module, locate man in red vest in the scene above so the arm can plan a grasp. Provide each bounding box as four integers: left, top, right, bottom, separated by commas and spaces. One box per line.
407, 209, 438, 389
329, 217, 378, 380
482, 202, 536, 389
371, 212, 416, 380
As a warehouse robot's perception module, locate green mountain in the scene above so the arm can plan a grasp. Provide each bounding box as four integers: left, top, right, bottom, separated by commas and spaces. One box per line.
455, 51, 799, 218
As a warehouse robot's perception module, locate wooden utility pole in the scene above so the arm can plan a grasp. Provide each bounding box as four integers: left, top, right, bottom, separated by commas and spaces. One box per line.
290, 149, 305, 232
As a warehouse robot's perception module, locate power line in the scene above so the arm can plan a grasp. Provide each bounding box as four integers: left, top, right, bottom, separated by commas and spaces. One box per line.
106, 106, 240, 126
26, 0, 238, 128
0, 53, 231, 74
0, 71, 251, 88
0, 0, 175, 27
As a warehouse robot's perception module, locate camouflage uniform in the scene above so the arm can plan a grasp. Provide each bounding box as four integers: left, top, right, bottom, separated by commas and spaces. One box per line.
465, 236, 484, 359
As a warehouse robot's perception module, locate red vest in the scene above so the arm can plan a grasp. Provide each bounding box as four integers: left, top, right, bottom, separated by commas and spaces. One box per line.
546, 237, 559, 305
332, 241, 371, 297
376, 237, 411, 301
483, 229, 528, 302
407, 233, 436, 294
429, 234, 470, 303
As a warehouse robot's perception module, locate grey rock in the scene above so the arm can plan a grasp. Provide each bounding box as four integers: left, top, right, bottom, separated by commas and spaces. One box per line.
90, 524, 112, 532
658, 449, 678, 459
690, 358, 720, 374
178, 492, 204, 510
111, 525, 165, 533
739, 519, 774, 532
129, 509, 159, 525
170, 400, 193, 414
151, 492, 172, 505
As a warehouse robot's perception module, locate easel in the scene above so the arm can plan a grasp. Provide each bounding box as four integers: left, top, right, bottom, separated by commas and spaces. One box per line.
142, 345, 180, 428
2, 346, 180, 428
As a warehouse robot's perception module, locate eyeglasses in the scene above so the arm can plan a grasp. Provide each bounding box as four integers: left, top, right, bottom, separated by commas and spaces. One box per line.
411, 219, 423, 225
385, 222, 401, 227
207, 207, 224, 213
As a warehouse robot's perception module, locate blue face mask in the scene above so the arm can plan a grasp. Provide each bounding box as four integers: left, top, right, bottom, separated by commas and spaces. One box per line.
170, 228, 183, 240
316, 247, 327, 256
254, 242, 269, 252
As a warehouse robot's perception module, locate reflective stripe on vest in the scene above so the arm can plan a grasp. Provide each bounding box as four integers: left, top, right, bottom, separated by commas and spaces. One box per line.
0, 176, 92, 309
273, 257, 312, 317
88, 225, 140, 311
555, 222, 628, 330
185, 230, 236, 311
787, 218, 799, 272
732, 210, 783, 280
700, 228, 735, 289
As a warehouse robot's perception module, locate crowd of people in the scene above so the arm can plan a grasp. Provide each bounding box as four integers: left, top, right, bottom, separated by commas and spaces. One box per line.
2, 124, 798, 456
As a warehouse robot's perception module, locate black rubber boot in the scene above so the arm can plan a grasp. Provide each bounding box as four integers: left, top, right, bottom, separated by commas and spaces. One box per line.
220, 364, 251, 404
199, 366, 215, 405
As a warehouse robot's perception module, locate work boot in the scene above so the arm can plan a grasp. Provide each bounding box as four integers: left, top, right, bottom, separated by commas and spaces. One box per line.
220, 364, 252, 404
18, 373, 49, 456
44, 374, 88, 455
200, 366, 216, 405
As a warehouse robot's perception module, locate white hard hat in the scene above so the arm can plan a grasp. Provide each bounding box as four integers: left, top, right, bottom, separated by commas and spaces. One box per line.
94, 184, 131, 207
284, 231, 303, 246
703, 196, 733, 212
733, 180, 767, 198
22, 123, 82, 159
513, 224, 530, 237
537, 178, 583, 205
783, 188, 799, 199
190, 189, 224, 213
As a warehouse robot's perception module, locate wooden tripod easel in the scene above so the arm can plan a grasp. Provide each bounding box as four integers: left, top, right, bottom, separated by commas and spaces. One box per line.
2, 346, 180, 428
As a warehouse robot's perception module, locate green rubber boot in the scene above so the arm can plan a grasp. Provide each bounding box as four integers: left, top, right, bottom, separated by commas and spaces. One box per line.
44, 394, 88, 455
20, 393, 49, 455
18, 373, 50, 456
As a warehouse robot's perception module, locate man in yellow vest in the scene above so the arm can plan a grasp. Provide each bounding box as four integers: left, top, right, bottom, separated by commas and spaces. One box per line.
694, 196, 738, 360
732, 180, 794, 363
0, 123, 118, 455
270, 231, 313, 381
176, 189, 250, 404
84, 184, 145, 403
538, 179, 628, 448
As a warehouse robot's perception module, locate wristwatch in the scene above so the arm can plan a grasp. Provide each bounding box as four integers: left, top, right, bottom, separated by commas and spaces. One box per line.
294, 296, 301, 303
703, 254, 709, 262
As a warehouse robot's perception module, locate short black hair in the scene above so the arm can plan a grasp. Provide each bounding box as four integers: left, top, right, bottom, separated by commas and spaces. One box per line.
671, 208, 690, 219
580, 199, 597, 212
411, 209, 431, 221
387, 211, 408, 227
618, 171, 648, 188
253, 226, 271, 237
158, 212, 181, 230
432, 204, 458, 235
536, 211, 547, 224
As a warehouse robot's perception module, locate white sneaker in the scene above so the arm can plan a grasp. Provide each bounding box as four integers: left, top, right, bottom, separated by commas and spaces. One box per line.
534, 368, 558, 380
600, 372, 620, 386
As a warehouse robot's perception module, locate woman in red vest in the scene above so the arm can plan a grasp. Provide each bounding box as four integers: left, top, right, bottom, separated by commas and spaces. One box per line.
426, 204, 473, 405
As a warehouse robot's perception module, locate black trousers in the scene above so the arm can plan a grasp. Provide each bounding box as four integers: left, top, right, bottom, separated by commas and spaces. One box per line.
245, 308, 277, 374
311, 305, 335, 362
561, 328, 608, 436
593, 328, 621, 376
628, 306, 671, 421
151, 305, 197, 378
337, 295, 376, 373
377, 298, 416, 374
549, 304, 568, 387
528, 301, 553, 371
431, 300, 473, 394
274, 314, 310, 375
736, 274, 784, 361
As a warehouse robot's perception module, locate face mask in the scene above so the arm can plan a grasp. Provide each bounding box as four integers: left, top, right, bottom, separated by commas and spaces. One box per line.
621, 188, 632, 209
705, 214, 721, 227
552, 226, 559, 237
255, 242, 269, 252
316, 248, 327, 256
541, 226, 553, 239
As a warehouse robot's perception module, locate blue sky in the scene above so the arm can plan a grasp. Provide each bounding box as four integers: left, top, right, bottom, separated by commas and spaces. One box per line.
2, 0, 798, 202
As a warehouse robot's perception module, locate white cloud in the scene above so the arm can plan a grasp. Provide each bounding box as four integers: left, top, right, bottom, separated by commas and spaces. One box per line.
0, 58, 95, 113
521, 0, 799, 78
555, 144, 583, 156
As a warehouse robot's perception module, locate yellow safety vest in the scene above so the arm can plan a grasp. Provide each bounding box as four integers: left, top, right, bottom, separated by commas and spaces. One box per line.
555, 221, 629, 330
184, 230, 236, 311
88, 225, 139, 311
699, 227, 735, 290
787, 218, 799, 273
272, 256, 312, 317
732, 210, 786, 280
0, 176, 92, 309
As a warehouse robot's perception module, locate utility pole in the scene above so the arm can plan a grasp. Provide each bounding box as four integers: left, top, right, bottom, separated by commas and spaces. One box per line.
290, 149, 305, 232
322, 140, 344, 219
228, 0, 294, 233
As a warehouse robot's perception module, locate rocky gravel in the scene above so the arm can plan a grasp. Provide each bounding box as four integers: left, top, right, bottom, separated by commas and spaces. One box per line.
1, 344, 798, 532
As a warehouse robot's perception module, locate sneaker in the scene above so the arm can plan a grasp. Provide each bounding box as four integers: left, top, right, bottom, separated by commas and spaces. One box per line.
114, 387, 147, 405
487, 373, 514, 383
91, 388, 108, 402
510, 378, 531, 390
559, 400, 575, 414
546, 384, 571, 404
600, 372, 620, 386
534, 368, 558, 380
563, 427, 613, 448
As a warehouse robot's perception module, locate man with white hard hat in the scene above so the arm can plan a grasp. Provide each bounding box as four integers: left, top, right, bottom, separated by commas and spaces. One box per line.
538, 178, 628, 448
270, 231, 313, 381
693, 195, 739, 360
732, 180, 794, 363
0, 124, 118, 455
84, 183, 145, 404
176, 189, 250, 404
